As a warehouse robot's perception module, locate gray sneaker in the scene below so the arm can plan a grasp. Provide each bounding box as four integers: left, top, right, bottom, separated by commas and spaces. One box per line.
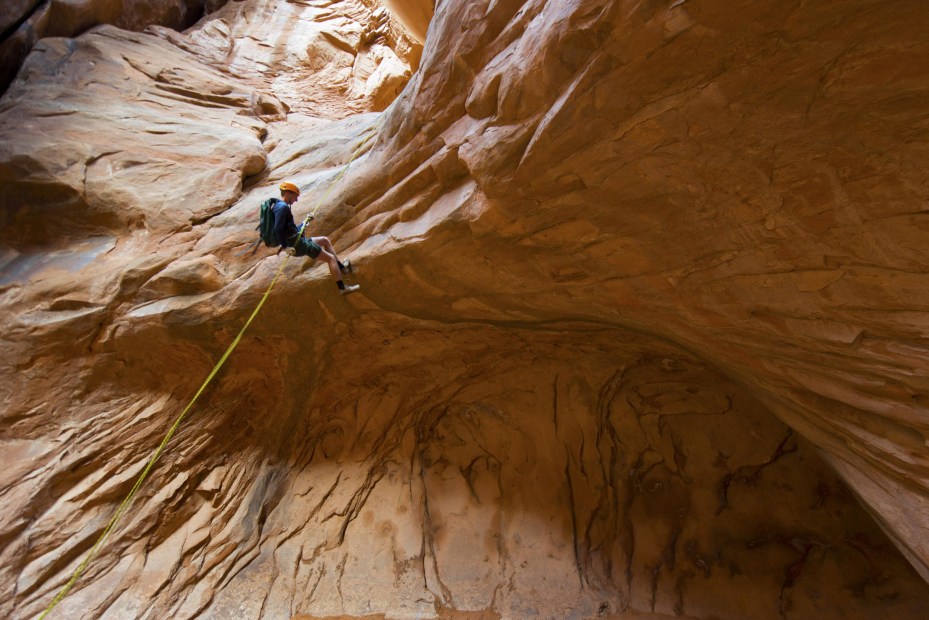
340, 284, 360, 296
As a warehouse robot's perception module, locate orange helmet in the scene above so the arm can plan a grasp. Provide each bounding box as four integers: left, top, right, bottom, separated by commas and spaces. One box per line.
279, 181, 300, 196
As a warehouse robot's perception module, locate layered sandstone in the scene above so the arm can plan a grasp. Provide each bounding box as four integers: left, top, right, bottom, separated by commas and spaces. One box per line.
0, 0, 234, 94
2, 1, 929, 619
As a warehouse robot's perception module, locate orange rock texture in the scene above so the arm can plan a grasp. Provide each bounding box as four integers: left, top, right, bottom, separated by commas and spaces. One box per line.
2, 1, 929, 619
0, 0, 235, 93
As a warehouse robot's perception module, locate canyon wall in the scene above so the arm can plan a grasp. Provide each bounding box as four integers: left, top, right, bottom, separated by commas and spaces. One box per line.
0, 0, 235, 94
2, 1, 929, 619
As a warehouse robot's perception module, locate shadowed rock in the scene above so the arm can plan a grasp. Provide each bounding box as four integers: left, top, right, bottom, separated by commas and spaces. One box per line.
0, 0, 236, 94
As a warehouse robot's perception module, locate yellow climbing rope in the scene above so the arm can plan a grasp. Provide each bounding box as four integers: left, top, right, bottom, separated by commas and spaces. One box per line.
36, 118, 381, 619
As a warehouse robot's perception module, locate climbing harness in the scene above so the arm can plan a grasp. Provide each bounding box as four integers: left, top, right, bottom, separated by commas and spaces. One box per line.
36, 117, 382, 619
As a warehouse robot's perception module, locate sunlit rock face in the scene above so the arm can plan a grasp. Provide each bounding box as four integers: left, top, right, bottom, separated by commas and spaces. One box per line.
0, 0, 234, 94
3, 1, 929, 619
0, 0, 419, 244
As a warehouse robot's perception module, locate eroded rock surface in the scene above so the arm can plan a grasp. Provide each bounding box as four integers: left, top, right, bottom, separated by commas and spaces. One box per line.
0, 0, 233, 94
2, 0, 929, 619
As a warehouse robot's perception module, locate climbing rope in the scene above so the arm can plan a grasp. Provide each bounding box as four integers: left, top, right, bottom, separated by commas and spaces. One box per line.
36, 117, 381, 619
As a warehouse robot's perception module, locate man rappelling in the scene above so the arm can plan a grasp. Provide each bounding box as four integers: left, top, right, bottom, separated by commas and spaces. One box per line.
260, 181, 360, 296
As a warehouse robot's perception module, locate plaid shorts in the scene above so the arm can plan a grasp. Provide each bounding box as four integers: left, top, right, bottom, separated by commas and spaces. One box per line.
288, 226, 322, 259
292, 236, 321, 259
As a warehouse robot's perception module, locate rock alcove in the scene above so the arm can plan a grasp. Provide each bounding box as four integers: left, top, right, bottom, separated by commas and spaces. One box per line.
2, 1, 929, 619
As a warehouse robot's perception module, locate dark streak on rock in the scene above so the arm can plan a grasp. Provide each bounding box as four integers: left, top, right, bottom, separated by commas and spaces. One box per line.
717, 430, 798, 515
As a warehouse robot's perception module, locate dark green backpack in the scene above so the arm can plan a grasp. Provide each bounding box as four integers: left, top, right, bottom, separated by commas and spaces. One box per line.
257, 197, 279, 248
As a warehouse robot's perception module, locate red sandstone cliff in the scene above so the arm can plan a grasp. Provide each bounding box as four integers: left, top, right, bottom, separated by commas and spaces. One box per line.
2, 1, 929, 619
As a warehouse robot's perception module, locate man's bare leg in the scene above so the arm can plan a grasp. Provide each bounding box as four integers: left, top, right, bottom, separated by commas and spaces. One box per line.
312, 236, 352, 274
317, 248, 342, 281
312, 237, 338, 260
315, 245, 359, 295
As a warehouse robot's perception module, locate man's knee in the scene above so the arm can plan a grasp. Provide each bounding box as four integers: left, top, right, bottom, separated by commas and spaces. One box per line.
319, 248, 336, 265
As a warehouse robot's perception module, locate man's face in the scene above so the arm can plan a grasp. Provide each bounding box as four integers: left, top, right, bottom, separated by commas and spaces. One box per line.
283, 190, 299, 205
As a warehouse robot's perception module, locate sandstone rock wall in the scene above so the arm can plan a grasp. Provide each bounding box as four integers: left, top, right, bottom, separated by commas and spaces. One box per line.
0, 0, 234, 94
2, 0, 929, 619
355, 0, 929, 584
